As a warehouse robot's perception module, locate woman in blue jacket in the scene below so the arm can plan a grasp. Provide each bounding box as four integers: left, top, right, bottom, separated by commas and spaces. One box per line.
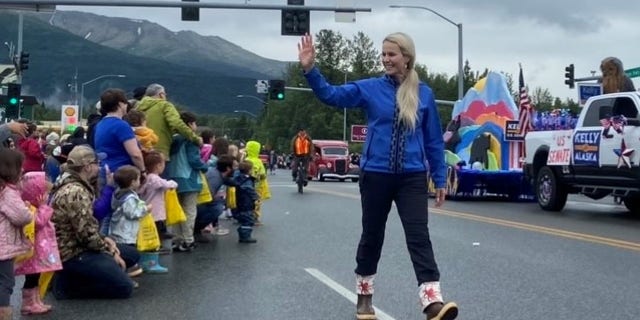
298, 33, 457, 320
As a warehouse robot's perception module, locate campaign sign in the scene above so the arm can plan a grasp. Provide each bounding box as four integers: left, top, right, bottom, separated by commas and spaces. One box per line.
547, 130, 573, 165
572, 130, 601, 166
505, 120, 523, 141
351, 125, 367, 142
578, 83, 602, 107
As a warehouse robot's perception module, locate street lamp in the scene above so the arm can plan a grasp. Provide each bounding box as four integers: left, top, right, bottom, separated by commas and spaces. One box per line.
80, 74, 126, 121
234, 109, 258, 118
236, 94, 266, 104
389, 5, 464, 101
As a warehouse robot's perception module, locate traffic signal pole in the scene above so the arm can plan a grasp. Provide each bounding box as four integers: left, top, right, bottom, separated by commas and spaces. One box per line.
0, 0, 372, 12
16, 12, 22, 84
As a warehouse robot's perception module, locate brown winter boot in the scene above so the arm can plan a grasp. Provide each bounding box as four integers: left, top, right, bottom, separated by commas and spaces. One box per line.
21, 288, 50, 315
424, 302, 458, 320
356, 294, 376, 319
355, 274, 376, 319
0, 307, 12, 320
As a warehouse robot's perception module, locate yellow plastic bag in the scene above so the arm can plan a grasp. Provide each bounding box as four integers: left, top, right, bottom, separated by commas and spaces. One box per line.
137, 214, 161, 252
226, 186, 237, 210
14, 205, 36, 264
39, 271, 54, 299
197, 172, 213, 204
165, 189, 186, 226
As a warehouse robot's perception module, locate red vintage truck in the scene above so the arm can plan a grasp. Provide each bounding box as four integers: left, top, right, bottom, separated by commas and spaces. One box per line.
308, 140, 360, 182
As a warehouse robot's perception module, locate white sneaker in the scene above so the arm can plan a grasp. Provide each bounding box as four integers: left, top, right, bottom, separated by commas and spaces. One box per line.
215, 228, 230, 236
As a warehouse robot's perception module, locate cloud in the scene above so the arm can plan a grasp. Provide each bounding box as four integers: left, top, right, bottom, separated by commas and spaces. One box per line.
58, 0, 640, 101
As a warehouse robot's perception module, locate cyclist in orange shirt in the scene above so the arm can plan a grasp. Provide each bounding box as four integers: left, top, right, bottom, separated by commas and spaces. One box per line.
290, 127, 313, 184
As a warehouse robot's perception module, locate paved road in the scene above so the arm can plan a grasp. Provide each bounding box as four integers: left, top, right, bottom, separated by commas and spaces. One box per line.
10, 170, 640, 319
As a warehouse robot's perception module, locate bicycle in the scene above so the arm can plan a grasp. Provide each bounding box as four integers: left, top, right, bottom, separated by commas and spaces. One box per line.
296, 157, 307, 194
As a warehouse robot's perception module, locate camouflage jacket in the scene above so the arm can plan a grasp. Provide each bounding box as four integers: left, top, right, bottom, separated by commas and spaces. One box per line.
51, 171, 107, 262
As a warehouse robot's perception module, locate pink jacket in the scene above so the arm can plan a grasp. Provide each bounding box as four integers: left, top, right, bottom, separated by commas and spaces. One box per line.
14, 205, 62, 275
0, 185, 32, 261
200, 144, 213, 163
138, 173, 178, 221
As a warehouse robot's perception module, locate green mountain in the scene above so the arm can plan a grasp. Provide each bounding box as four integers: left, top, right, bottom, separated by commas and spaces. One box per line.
0, 11, 289, 116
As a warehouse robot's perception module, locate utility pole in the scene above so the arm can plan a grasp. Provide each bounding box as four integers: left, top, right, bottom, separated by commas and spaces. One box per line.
16, 12, 23, 84
72, 69, 78, 105
342, 71, 347, 141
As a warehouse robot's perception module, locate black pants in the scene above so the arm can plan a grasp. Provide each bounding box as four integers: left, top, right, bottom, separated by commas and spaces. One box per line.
195, 200, 224, 234
291, 156, 309, 180
52, 244, 139, 300
355, 171, 440, 285
0, 259, 13, 306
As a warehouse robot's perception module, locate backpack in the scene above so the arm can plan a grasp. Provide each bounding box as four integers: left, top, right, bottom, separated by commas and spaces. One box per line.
167, 138, 191, 179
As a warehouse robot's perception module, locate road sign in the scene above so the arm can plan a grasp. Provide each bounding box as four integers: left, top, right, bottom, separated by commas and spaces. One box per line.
350, 125, 367, 142
577, 83, 602, 107
256, 80, 268, 94
625, 67, 640, 78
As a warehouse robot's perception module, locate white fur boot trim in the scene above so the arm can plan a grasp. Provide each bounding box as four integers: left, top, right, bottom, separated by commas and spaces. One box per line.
419, 281, 443, 309
356, 274, 375, 295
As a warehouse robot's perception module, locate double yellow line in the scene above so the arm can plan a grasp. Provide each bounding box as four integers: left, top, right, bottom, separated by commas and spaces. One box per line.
307, 187, 640, 252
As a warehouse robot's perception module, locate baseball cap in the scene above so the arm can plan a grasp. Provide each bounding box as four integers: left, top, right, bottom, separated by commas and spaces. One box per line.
66, 145, 107, 167
46, 132, 60, 145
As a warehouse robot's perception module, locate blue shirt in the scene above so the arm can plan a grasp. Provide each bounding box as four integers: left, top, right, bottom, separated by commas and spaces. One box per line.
94, 117, 136, 173
304, 67, 446, 188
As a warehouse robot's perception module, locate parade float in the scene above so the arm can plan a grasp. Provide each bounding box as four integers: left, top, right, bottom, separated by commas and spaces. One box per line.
429, 71, 578, 200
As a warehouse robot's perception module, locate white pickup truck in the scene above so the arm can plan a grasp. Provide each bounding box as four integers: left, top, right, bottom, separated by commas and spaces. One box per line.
523, 92, 640, 214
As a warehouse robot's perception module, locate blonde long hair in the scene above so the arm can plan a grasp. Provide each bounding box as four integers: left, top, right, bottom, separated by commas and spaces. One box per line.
384, 32, 420, 131
600, 57, 625, 94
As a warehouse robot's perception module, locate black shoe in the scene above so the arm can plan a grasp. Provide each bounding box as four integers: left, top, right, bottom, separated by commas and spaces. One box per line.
175, 242, 196, 252
239, 238, 257, 243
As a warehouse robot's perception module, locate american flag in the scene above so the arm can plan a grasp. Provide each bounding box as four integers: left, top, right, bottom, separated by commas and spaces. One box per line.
518, 66, 533, 136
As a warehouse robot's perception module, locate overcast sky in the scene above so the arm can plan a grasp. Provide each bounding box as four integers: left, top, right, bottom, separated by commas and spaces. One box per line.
61, 0, 640, 101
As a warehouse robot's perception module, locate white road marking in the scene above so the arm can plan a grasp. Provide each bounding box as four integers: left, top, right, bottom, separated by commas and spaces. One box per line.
304, 268, 397, 320
268, 184, 297, 187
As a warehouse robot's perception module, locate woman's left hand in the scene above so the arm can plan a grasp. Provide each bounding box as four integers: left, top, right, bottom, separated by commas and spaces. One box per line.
434, 188, 446, 208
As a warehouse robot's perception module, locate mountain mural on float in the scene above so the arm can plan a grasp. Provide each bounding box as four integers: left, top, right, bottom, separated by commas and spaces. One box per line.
443, 71, 518, 171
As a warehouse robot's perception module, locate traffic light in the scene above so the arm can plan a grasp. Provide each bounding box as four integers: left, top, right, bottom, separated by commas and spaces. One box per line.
7, 83, 20, 107
564, 64, 575, 89
281, 0, 310, 36
181, 0, 199, 21
6, 83, 21, 119
268, 80, 285, 100
19, 51, 29, 71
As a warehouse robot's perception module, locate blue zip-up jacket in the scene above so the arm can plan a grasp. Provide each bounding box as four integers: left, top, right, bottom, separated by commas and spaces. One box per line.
304, 67, 446, 188
229, 174, 258, 212
168, 135, 209, 194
